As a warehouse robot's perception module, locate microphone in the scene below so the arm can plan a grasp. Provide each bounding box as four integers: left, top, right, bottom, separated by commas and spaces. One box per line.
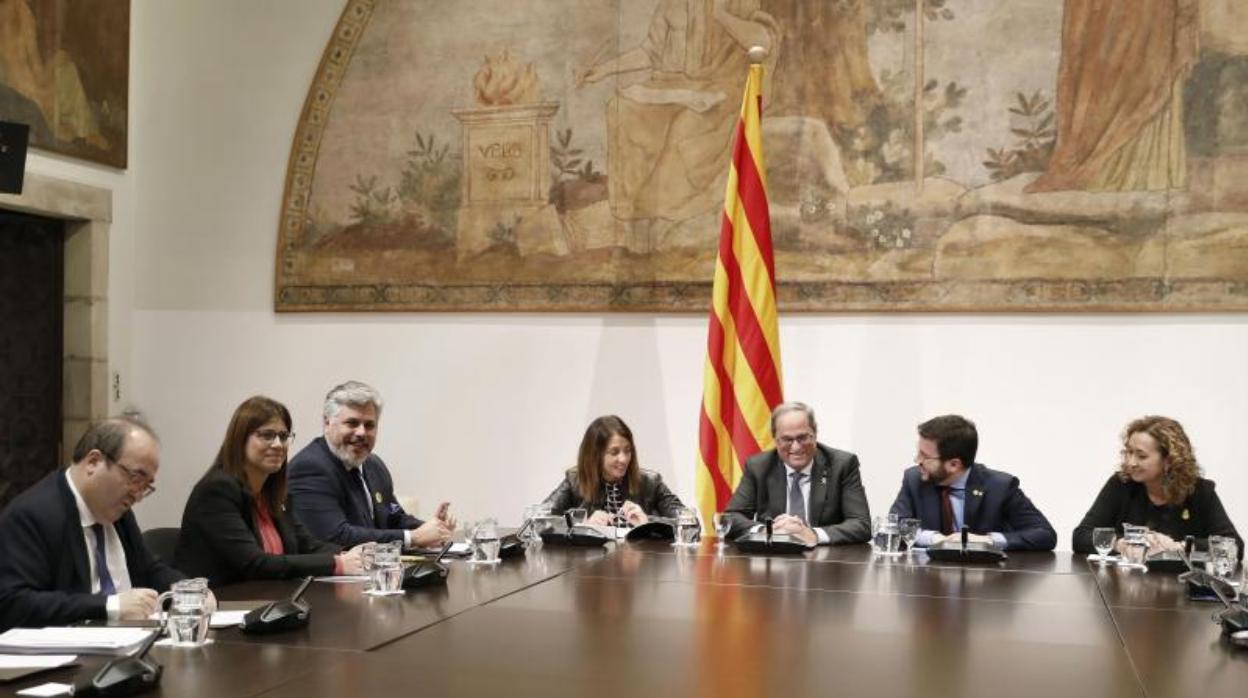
74, 626, 163, 696
403, 540, 453, 589
564, 511, 575, 532
241, 576, 313, 635
763, 516, 774, 546
960, 525, 969, 551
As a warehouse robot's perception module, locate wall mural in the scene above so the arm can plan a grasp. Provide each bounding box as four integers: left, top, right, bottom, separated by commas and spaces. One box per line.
0, 0, 130, 169
275, 0, 1248, 312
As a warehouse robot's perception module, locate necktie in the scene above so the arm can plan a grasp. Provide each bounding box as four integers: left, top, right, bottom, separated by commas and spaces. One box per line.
91, 523, 116, 596
353, 467, 377, 526
938, 486, 955, 535
788, 472, 807, 523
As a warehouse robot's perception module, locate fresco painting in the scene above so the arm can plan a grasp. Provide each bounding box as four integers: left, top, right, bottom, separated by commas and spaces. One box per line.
0, 0, 129, 168
276, 0, 1248, 312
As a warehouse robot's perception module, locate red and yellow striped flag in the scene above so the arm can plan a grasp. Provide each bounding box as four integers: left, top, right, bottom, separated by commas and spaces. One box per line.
696, 62, 783, 526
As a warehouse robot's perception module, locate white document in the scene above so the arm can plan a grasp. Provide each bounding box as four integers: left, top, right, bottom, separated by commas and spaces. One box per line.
16, 682, 73, 697
0, 627, 153, 655
0, 655, 76, 669
208, 610, 248, 628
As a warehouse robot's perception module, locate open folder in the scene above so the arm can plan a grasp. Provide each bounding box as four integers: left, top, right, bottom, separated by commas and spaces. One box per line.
0, 627, 155, 655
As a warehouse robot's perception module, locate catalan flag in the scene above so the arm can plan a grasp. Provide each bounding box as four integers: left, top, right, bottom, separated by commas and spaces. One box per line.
696, 62, 783, 527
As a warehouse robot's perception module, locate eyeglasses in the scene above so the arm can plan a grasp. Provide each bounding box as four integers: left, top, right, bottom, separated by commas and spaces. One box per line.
776, 433, 815, 448
253, 429, 295, 446
108, 458, 156, 498
915, 452, 944, 464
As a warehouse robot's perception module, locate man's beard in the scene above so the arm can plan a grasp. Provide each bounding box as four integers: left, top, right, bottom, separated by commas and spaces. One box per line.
329, 439, 369, 468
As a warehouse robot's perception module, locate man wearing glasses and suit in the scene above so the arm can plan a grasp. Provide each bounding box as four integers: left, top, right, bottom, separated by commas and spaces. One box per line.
288, 381, 455, 549
723, 402, 872, 546
888, 414, 1056, 551
0, 416, 206, 631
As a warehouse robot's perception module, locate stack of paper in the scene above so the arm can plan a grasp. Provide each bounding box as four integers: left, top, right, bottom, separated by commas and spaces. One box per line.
0, 627, 154, 655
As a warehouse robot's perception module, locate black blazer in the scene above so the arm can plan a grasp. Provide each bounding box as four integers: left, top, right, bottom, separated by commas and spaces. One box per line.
888, 463, 1057, 551
288, 437, 422, 548
0, 470, 183, 631
724, 444, 872, 545
542, 468, 685, 518
174, 469, 341, 587
1072, 475, 1243, 558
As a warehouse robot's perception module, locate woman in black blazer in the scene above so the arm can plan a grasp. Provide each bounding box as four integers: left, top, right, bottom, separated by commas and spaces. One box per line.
1072, 415, 1242, 559
174, 396, 365, 587
542, 415, 685, 526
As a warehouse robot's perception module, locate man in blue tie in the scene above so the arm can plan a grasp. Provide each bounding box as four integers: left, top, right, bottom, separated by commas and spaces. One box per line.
288, 381, 455, 549
0, 417, 196, 631
889, 414, 1057, 551
723, 402, 872, 546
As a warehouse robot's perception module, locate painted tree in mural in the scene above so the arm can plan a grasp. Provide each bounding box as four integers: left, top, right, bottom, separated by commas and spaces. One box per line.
765, 0, 963, 197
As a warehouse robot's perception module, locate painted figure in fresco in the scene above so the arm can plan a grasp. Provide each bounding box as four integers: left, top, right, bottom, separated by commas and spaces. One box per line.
0, 0, 107, 148
576, 0, 779, 223
1026, 0, 1199, 192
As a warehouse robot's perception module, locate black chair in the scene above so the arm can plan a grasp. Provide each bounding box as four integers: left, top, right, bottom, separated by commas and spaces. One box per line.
142, 527, 181, 564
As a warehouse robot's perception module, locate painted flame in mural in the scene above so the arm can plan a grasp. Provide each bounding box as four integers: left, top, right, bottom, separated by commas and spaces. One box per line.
473, 49, 540, 106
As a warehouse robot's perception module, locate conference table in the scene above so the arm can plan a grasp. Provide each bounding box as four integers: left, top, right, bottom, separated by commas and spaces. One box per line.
3, 541, 1244, 697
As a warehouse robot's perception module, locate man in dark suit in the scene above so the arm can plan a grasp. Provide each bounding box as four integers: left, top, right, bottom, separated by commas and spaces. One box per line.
724, 402, 872, 546
889, 414, 1056, 551
0, 417, 200, 631
289, 381, 455, 549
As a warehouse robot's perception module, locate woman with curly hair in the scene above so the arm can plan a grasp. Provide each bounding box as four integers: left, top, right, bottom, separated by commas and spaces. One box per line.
1072, 416, 1242, 559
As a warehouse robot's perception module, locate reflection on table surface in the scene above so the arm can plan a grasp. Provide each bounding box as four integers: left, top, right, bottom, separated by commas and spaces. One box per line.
1, 540, 1243, 698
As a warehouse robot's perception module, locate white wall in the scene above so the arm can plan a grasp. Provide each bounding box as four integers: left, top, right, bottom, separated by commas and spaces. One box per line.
116, 0, 1247, 547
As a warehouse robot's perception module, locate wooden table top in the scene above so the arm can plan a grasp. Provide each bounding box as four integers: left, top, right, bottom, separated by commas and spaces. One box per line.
2, 541, 1243, 697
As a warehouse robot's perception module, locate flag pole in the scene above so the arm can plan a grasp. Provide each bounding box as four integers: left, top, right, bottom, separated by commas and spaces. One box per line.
695, 45, 784, 532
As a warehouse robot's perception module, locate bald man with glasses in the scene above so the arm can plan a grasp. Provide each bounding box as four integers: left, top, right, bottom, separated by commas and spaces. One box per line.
0, 417, 202, 631
723, 402, 872, 546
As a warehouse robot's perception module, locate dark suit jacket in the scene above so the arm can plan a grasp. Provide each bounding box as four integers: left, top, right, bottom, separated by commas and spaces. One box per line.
288, 437, 422, 548
174, 469, 341, 587
1072, 475, 1243, 558
724, 444, 872, 545
888, 463, 1057, 551
0, 470, 183, 631
542, 468, 685, 518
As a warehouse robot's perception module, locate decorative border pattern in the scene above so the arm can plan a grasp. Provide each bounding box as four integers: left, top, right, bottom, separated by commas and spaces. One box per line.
274, 0, 376, 307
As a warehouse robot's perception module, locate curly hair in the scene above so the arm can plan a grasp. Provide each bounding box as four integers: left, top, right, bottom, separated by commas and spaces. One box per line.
1118, 415, 1201, 505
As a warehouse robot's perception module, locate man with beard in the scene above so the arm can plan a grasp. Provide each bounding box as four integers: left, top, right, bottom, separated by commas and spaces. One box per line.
888, 415, 1056, 551
289, 381, 455, 548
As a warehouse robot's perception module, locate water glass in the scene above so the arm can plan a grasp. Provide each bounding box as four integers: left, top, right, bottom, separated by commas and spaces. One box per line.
871, 515, 902, 556
1120, 524, 1149, 571
158, 577, 210, 647
673, 507, 699, 547
899, 518, 920, 557
370, 541, 403, 593
1090, 527, 1116, 564
471, 518, 501, 564
1207, 535, 1239, 580
712, 512, 731, 551
358, 542, 378, 589
567, 508, 588, 527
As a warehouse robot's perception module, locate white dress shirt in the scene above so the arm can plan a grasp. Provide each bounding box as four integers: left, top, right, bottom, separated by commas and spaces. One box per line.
65, 471, 132, 619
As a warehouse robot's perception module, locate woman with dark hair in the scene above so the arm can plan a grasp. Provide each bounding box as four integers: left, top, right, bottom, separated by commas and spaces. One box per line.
1072, 415, 1242, 558
542, 415, 685, 526
175, 396, 364, 586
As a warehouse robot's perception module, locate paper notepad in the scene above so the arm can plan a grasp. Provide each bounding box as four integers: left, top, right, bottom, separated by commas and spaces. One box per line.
0, 627, 154, 655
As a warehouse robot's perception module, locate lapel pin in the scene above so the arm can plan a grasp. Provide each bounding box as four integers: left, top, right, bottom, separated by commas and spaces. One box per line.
374, 492, 383, 504
972, 489, 983, 497
1181, 508, 1190, 520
